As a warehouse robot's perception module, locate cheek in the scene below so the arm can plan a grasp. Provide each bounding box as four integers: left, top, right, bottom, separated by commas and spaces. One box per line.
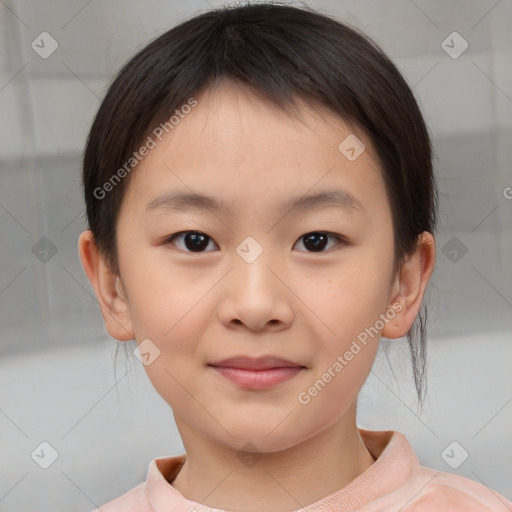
285, 332, 379, 449
317, 260, 392, 342
129, 291, 211, 413
122, 249, 209, 341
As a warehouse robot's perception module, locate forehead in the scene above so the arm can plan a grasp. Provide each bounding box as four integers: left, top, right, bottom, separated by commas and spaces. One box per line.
120, 81, 387, 222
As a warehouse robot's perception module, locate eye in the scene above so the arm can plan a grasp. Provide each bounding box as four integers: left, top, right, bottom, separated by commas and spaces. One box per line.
165, 230, 348, 253
165, 231, 218, 253
293, 231, 347, 253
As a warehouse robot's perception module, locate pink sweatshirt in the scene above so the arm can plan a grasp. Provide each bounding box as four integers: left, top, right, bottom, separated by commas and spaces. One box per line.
92, 429, 512, 511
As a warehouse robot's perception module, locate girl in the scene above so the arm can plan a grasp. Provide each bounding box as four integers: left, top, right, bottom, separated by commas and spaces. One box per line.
78, 2, 512, 510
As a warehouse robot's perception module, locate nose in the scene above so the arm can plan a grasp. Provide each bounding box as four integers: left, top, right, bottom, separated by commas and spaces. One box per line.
217, 247, 294, 332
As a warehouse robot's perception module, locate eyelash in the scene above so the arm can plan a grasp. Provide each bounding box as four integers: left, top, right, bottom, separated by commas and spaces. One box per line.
164, 230, 350, 254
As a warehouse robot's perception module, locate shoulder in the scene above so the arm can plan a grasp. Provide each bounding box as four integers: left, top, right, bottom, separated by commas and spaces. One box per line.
89, 482, 150, 512
357, 429, 511, 512
401, 467, 512, 512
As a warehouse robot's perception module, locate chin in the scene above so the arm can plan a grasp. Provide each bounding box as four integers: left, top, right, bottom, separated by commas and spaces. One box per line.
216, 423, 305, 454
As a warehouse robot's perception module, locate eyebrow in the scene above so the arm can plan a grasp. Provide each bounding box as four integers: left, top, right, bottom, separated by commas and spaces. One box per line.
145, 189, 365, 216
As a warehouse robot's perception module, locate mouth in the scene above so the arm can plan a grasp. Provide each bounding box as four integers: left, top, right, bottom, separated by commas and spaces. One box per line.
208, 355, 306, 389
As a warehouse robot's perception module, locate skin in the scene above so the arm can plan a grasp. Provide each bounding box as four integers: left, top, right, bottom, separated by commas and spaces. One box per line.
78, 80, 436, 511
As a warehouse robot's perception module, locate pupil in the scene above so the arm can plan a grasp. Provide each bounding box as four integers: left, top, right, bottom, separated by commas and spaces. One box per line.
185, 232, 208, 252
304, 232, 327, 251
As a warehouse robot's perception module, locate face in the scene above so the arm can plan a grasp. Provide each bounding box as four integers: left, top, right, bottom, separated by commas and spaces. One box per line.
112, 81, 398, 452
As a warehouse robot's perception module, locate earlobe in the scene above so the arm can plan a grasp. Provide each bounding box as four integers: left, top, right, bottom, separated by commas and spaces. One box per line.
381, 232, 436, 340
77, 230, 135, 341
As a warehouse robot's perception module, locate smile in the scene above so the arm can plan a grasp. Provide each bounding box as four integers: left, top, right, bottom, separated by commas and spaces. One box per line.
210, 366, 304, 389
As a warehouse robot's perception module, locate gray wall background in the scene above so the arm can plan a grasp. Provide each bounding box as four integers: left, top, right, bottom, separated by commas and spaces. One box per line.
0, 0, 511, 510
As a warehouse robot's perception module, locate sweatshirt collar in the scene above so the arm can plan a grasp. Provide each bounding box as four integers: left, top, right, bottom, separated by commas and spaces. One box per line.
145, 429, 419, 511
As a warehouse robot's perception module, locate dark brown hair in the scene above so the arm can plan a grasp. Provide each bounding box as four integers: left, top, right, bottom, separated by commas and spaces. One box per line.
81, 1, 438, 406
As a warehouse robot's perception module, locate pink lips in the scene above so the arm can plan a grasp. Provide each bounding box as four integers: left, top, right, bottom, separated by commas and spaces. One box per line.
209, 356, 305, 389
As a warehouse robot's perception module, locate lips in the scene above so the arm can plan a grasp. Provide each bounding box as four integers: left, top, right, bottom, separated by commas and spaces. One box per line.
208, 355, 305, 371
208, 356, 306, 389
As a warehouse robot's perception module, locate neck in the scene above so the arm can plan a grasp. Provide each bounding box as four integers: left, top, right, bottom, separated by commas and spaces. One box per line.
171, 405, 376, 511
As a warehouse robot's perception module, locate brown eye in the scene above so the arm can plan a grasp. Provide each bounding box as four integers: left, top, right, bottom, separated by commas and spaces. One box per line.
294, 232, 347, 253
166, 231, 218, 252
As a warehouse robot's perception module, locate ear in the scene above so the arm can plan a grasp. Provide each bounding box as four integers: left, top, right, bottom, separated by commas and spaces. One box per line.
381, 231, 436, 339
77, 230, 134, 341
